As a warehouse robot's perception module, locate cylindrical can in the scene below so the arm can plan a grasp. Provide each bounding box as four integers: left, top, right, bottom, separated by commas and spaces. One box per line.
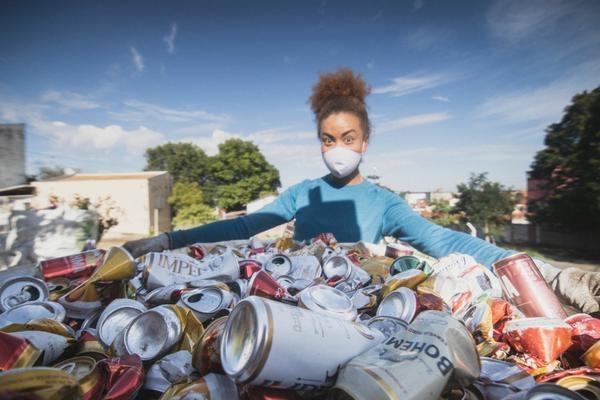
493, 252, 566, 319
96, 298, 147, 347
124, 306, 183, 361
0, 331, 41, 371
46, 278, 72, 301
143, 251, 240, 290
40, 249, 105, 280
289, 255, 322, 281
381, 269, 427, 297
0, 367, 81, 399
144, 284, 189, 305
263, 254, 293, 278
193, 316, 228, 375
0, 275, 49, 312
389, 255, 422, 275
503, 383, 586, 399
0, 300, 66, 328
556, 375, 600, 399
385, 242, 414, 259
53, 355, 104, 400
158, 373, 239, 400
177, 287, 234, 322
220, 296, 384, 389
247, 270, 296, 303
298, 285, 357, 321
377, 287, 419, 323
239, 259, 262, 279
332, 310, 481, 400
365, 316, 408, 339
503, 317, 572, 364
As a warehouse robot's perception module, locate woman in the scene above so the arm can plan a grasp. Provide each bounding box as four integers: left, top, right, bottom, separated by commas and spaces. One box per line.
125, 68, 599, 313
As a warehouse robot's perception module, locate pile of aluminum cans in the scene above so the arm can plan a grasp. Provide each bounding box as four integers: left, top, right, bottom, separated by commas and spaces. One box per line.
1, 233, 600, 400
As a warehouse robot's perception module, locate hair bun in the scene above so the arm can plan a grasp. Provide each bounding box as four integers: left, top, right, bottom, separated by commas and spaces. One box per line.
309, 67, 371, 116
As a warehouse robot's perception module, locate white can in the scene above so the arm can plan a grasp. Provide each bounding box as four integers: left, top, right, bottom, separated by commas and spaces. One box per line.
220, 296, 384, 390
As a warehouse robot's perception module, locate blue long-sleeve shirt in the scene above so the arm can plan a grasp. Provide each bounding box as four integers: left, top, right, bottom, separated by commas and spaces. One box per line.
168, 176, 512, 268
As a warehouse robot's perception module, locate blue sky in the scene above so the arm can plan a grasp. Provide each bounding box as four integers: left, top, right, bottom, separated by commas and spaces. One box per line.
1, 0, 599, 192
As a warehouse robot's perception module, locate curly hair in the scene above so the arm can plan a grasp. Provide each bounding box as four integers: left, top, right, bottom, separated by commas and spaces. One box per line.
308, 67, 372, 141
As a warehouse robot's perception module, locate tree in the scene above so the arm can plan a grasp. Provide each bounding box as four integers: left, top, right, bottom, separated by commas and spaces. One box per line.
428, 199, 459, 227
168, 182, 216, 229
209, 139, 281, 210
529, 87, 600, 232
144, 139, 281, 211
37, 166, 66, 180
454, 173, 515, 243
144, 143, 209, 185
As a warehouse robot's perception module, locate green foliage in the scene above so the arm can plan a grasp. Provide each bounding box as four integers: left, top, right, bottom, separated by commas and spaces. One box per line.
144, 139, 281, 212
208, 139, 281, 210
429, 199, 459, 227
454, 173, 515, 241
144, 143, 209, 185
168, 182, 216, 229
529, 87, 600, 232
37, 166, 66, 180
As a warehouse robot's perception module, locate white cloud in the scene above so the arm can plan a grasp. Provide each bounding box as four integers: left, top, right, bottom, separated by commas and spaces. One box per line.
130, 47, 144, 72
376, 112, 451, 133
163, 24, 178, 54
111, 100, 231, 124
477, 59, 600, 124
180, 129, 241, 156
32, 119, 164, 154
248, 127, 315, 144
432, 95, 450, 102
487, 0, 582, 41
372, 73, 451, 97
413, 0, 424, 11
40, 90, 100, 111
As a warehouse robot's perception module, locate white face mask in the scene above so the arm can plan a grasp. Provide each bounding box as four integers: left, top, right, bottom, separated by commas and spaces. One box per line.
322, 145, 364, 178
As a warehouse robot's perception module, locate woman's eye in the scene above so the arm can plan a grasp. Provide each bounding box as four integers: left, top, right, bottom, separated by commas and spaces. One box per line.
344, 137, 354, 144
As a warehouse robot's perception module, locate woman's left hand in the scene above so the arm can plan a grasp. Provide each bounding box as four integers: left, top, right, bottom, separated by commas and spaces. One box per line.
534, 258, 600, 314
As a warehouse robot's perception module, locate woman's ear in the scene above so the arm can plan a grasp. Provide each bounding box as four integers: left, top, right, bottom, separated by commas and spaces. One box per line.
362, 140, 368, 153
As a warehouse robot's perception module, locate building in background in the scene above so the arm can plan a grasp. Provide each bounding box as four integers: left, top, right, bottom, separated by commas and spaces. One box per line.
0, 124, 25, 189
31, 172, 171, 235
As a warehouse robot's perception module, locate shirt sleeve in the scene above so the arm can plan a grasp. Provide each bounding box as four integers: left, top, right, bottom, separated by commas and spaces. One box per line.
381, 194, 514, 268
167, 182, 302, 249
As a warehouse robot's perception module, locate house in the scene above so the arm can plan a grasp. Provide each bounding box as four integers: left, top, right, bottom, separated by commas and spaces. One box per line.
31, 171, 172, 235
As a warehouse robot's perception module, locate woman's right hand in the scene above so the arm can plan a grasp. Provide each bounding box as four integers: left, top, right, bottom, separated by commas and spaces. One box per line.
122, 233, 170, 259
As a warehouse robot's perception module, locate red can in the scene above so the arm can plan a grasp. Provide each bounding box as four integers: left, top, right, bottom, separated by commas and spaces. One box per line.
239, 259, 262, 279
493, 252, 566, 319
248, 270, 296, 303
40, 249, 106, 280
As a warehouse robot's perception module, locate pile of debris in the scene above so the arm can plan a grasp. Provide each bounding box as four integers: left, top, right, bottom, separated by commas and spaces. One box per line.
1, 233, 599, 399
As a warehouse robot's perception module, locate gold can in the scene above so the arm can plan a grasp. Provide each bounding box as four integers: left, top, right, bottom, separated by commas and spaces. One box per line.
0, 367, 81, 400
381, 269, 427, 297
54, 355, 104, 400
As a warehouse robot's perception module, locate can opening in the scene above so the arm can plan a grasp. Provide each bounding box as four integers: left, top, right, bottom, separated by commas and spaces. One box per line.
221, 300, 259, 377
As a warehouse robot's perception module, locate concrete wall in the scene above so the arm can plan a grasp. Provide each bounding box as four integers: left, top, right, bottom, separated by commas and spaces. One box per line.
503, 223, 600, 254
31, 174, 171, 235
0, 124, 25, 189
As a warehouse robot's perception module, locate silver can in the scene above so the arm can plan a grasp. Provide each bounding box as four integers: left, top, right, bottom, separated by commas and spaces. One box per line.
124, 305, 182, 361
298, 284, 357, 321
263, 254, 293, 278
96, 298, 147, 347
143, 251, 240, 290
0, 301, 66, 328
376, 286, 419, 323
323, 255, 370, 291
177, 287, 234, 322
220, 296, 384, 389
289, 256, 322, 282
333, 310, 481, 400
0, 275, 49, 312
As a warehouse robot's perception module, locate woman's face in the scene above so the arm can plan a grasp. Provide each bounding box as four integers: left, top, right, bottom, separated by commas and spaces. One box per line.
319, 112, 368, 154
